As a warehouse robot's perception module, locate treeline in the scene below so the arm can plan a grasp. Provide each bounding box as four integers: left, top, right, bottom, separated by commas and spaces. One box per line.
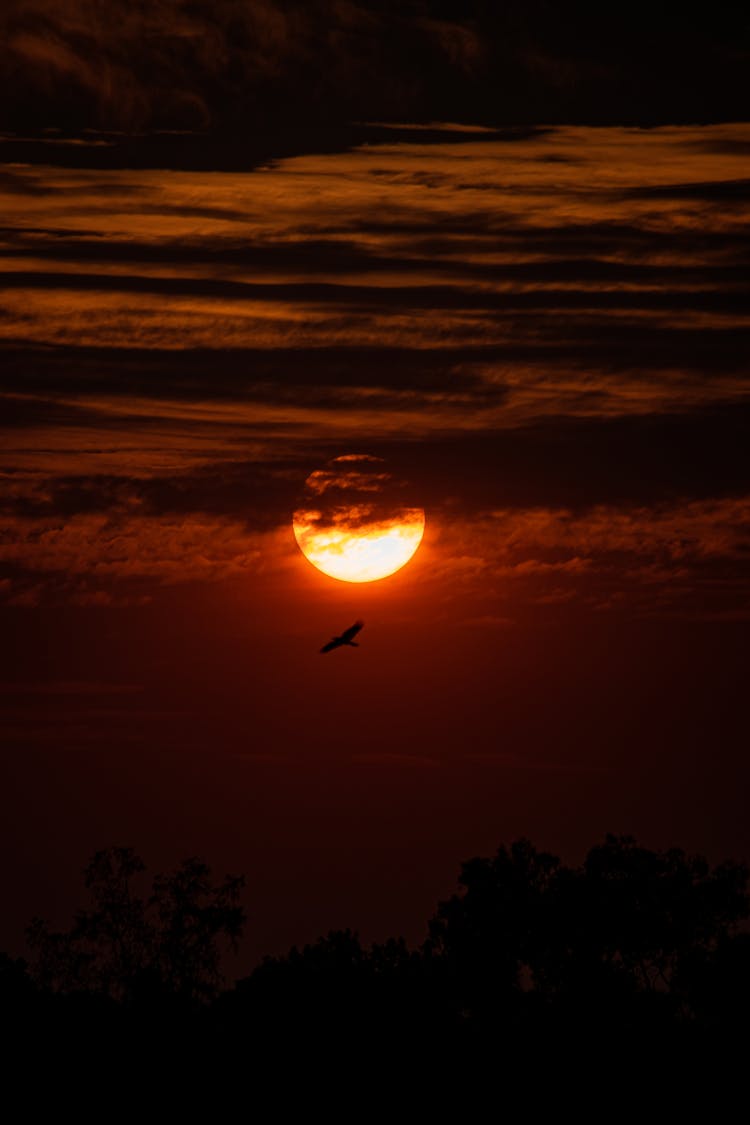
2, 836, 749, 1047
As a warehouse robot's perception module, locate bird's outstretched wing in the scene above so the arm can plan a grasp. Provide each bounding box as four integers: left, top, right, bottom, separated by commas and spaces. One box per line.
320, 638, 342, 653
340, 621, 364, 643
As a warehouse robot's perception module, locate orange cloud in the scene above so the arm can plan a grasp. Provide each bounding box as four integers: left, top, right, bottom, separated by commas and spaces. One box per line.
0, 512, 264, 587
427, 495, 750, 617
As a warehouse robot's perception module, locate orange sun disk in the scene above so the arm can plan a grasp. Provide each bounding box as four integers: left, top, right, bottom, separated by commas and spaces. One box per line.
293, 510, 425, 582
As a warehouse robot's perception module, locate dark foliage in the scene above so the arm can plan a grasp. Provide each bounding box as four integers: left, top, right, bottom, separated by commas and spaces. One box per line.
4, 834, 749, 1052
25, 846, 245, 1009
214, 834, 750, 1050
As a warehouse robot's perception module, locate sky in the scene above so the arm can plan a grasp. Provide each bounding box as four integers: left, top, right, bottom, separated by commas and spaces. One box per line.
1, 7, 749, 973
2, 1, 749, 133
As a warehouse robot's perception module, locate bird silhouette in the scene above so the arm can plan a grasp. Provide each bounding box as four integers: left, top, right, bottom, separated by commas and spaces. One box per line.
320, 621, 364, 653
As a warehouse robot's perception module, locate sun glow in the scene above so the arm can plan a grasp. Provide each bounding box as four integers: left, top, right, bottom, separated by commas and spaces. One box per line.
293, 511, 425, 582
293, 454, 425, 582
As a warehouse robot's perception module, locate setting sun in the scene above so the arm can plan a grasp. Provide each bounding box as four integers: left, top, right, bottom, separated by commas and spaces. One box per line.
293, 510, 425, 582
292, 454, 425, 582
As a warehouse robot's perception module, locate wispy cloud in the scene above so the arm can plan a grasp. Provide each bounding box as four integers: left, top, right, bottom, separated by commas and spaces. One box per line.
2, 126, 748, 617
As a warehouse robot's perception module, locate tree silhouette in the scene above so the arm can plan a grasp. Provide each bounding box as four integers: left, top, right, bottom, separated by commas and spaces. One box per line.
149, 857, 245, 1005
427, 838, 559, 986
14, 833, 750, 1043
424, 834, 750, 1033
27, 847, 245, 1007
579, 835, 749, 998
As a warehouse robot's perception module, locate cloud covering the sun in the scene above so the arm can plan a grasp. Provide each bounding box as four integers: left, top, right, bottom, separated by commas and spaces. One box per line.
1, 125, 749, 614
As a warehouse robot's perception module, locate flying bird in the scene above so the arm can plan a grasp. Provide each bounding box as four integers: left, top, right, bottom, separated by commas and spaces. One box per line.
320, 621, 364, 654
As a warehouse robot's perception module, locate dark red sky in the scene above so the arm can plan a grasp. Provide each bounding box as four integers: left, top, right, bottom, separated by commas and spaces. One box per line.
2, 0, 749, 132
1, 115, 749, 972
